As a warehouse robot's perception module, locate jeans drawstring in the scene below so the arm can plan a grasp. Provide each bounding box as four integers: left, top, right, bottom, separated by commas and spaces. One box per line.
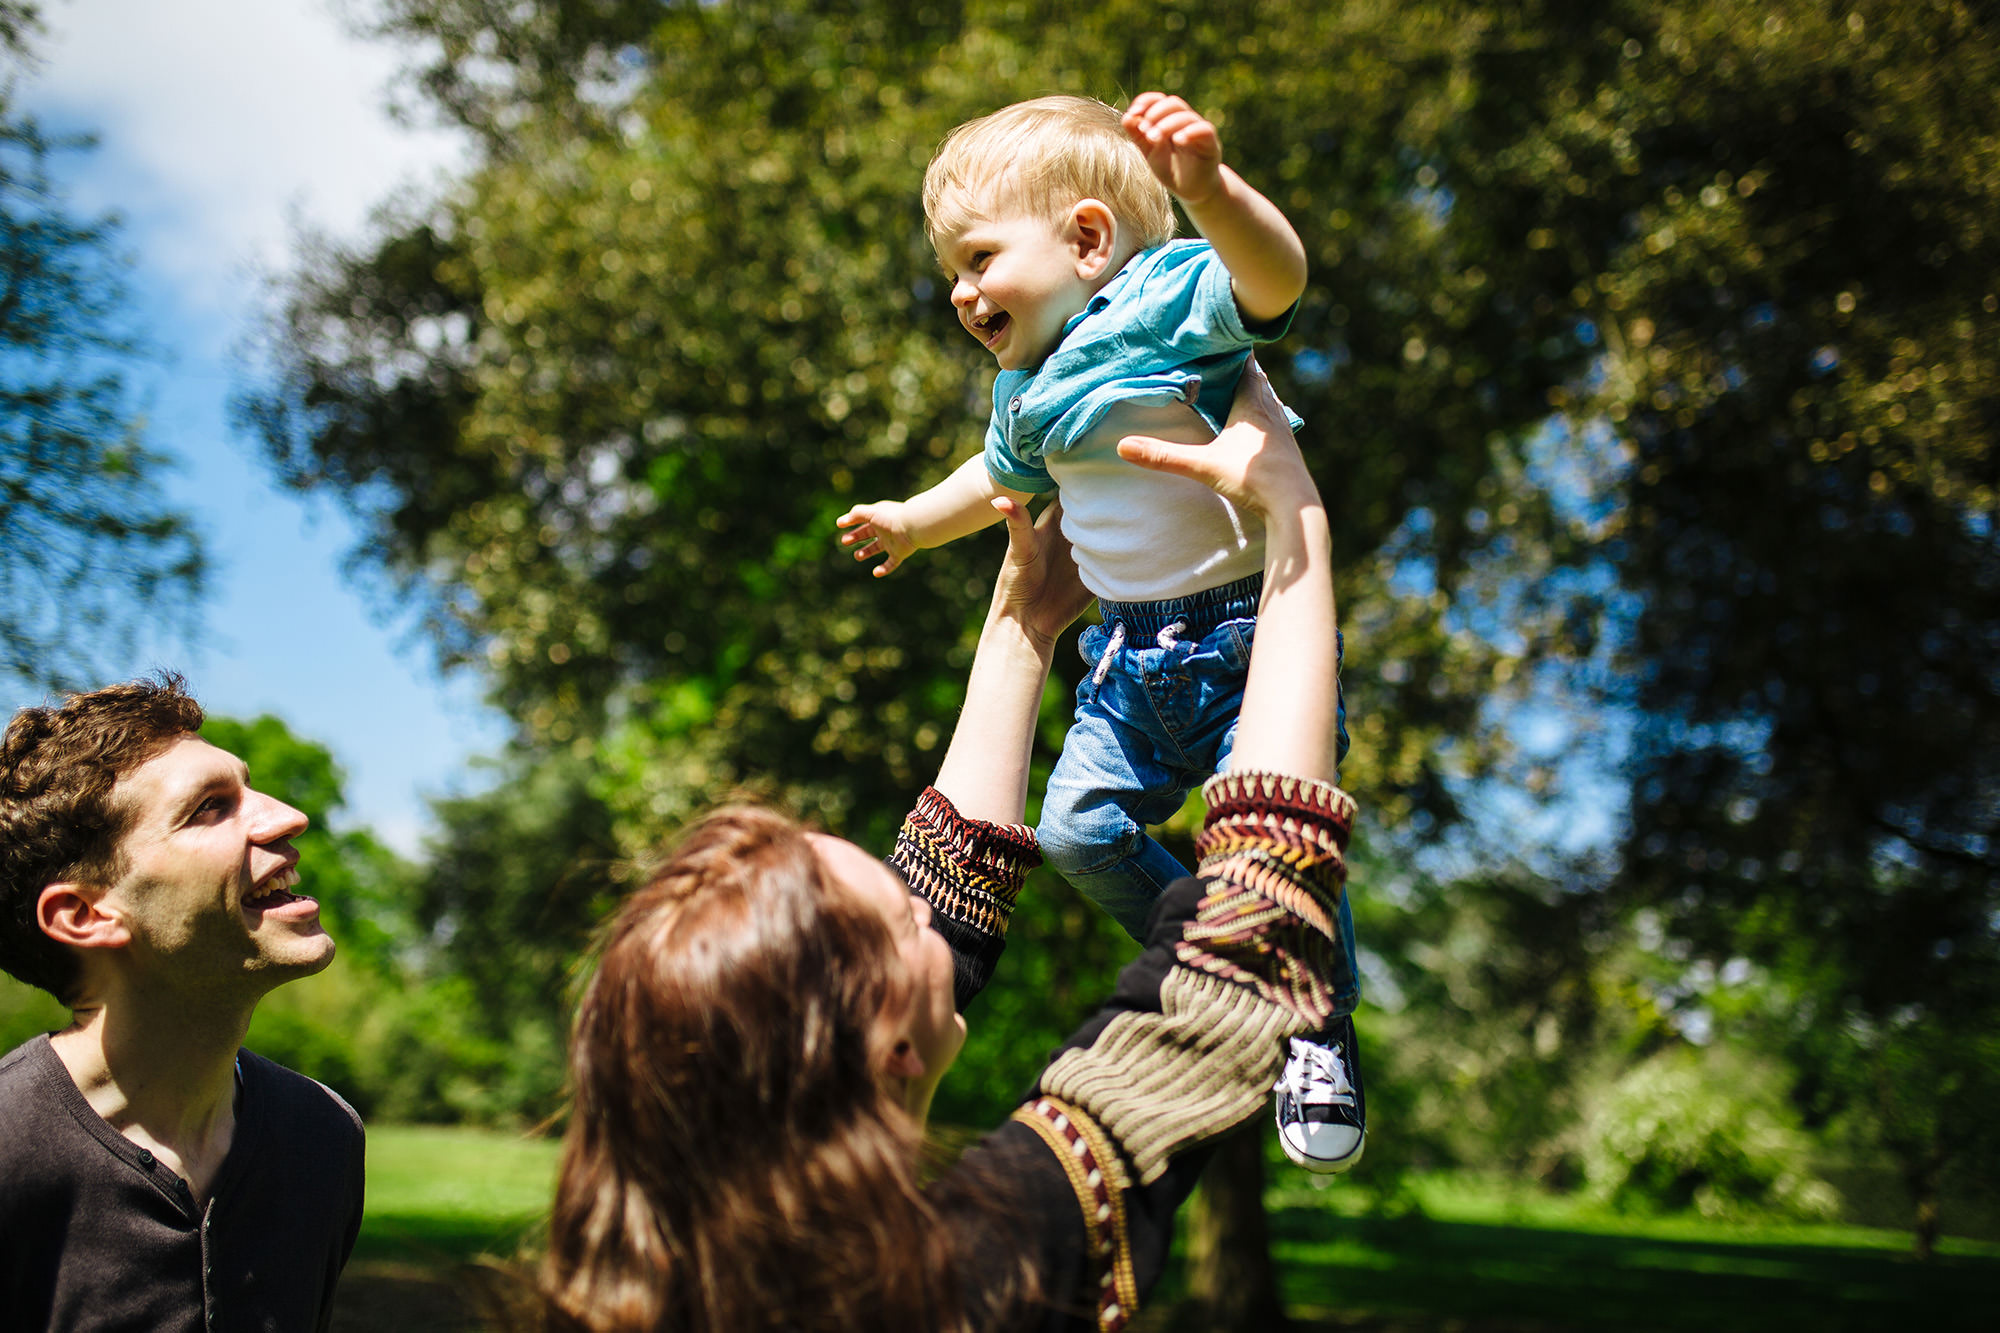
1090, 622, 1127, 686
1090, 619, 1190, 687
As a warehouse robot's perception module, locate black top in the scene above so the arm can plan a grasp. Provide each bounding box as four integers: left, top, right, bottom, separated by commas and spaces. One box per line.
0, 1034, 366, 1332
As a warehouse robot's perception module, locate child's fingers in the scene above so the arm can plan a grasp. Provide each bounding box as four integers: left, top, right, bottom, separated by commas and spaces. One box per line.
1123, 91, 1168, 124
838, 524, 870, 548
873, 552, 901, 576
1147, 109, 1211, 149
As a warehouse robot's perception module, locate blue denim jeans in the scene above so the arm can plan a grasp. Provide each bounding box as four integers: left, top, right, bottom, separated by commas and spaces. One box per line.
1038, 574, 1357, 1012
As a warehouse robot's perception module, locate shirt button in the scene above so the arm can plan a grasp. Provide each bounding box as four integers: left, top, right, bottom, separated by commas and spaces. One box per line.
1009, 396, 1023, 413
136, 1149, 154, 1168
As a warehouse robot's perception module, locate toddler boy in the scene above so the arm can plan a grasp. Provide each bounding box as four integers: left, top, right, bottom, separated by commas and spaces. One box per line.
838, 93, 1365, 1172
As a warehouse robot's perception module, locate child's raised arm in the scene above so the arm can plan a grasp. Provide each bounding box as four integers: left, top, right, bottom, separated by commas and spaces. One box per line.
836, 454, 1036, 577
1122, 92, 1307, 326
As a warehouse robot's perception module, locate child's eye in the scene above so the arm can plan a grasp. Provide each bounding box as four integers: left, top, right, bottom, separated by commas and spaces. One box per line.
970, 250, 993, 271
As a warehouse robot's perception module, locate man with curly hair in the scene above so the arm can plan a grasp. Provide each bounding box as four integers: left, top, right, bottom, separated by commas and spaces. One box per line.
0, 673, 364, 1332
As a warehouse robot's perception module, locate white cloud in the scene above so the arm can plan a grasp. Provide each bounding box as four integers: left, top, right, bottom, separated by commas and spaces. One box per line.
2, 0, 508, 847
23, 0, 465, 333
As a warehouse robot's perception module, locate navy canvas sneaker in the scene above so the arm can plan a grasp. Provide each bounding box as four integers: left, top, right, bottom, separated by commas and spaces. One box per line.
1273, 1014, 1366, 1173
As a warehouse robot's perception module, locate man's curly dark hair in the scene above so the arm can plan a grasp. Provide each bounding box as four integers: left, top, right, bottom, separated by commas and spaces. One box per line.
0, 672, 204, 1002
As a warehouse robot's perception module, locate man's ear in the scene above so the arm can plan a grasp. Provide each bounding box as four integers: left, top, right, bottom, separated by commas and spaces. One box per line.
37, 883, 130, 952
1068, 199, 1119, 280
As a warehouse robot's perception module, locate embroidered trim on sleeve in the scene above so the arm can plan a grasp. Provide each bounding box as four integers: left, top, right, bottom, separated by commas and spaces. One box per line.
890, 786, 1040, 939
1182, 771, 1357, 1027
1011, 1096, 1139, 1333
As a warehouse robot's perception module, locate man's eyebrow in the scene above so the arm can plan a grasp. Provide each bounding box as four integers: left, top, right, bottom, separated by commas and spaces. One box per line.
168, 760, 248, 816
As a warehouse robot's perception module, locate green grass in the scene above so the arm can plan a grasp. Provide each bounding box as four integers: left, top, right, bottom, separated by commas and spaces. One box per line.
356, 1124, 561, 1266
1266, 1174, 2000, 1332
349, 1126, 2000, 1331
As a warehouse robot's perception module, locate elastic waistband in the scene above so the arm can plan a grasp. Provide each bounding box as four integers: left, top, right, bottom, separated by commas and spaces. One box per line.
1096, 572, 1264, 640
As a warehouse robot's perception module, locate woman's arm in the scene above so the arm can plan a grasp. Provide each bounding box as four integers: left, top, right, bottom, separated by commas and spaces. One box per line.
941, 357, 1355, 1329
891, 497, 1092, 1012
1115, 355, 1338, 782
931, 497, 1090, 822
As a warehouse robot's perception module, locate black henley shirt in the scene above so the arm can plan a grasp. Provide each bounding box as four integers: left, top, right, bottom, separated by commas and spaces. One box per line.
0, 1033, 365, 1332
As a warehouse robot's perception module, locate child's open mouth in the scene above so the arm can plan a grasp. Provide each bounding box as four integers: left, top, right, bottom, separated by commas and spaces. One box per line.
971, 311, 1010, 349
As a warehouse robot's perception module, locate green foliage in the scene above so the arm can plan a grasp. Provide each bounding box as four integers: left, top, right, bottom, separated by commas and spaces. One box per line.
401, 750, 625, 1121
1579, 1046, 1840, 1222
245, 0, 1601, 849
931, 864, 1131, 1126
226, 0, 2000, 1256
1355, 848, 1623, 1187
1556, 1, 2000, 1249
0, 970, 65, 1050
0, 14, 203, 691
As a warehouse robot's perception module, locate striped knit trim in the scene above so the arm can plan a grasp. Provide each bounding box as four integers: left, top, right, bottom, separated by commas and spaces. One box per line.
890, 787, 1040, 940
1180, 771, 1357, 1025
1192, 768, 1352, 840
1040, 967, 1296, 1185
1011, 1096, 1138, 1332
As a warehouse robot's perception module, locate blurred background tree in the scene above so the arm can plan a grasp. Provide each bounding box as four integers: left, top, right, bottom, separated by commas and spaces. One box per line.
209, 0, 2000, 1276
0, 1, 203, 691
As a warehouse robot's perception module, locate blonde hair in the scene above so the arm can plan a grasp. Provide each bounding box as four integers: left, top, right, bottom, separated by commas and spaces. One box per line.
923, 95, 1176, 254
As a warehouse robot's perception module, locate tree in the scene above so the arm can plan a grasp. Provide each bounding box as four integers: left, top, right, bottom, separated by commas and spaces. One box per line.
245, 0, 1604, 836
404, 749, 625, 1118
1534, 1, 2000, 1256
234, 1, 1651, 1317
0, 4, 203, 691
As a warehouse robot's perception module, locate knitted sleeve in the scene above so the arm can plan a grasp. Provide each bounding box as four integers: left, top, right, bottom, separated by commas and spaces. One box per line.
1002, 770, 1356, 1331
890, 786, 1041, 1012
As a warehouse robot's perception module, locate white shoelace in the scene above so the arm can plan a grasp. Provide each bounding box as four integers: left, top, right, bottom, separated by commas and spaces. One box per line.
1285, 1039, 1355, 1102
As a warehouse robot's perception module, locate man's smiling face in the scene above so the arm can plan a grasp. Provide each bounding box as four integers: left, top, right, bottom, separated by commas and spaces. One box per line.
93, 735, 332, 996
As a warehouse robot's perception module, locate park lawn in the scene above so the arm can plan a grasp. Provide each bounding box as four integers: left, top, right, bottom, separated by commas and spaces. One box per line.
347, 1126, 2000, 1332
355, 1123, 562, 1267
1266, 1174, 2000, 1332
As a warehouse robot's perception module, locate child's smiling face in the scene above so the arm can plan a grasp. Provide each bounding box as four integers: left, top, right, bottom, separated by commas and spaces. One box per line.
937, 208, 1099, 372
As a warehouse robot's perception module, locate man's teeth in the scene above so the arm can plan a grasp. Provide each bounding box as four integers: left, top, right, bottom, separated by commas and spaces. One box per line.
250, 867, 301, 902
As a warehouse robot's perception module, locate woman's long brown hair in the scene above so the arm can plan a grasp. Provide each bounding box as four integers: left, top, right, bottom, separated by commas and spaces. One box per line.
539, 806, 975, 1332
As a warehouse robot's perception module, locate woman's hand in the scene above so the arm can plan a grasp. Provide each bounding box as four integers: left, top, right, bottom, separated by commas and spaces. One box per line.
1114, 353, 1321, 520
988, 496, 1092, 651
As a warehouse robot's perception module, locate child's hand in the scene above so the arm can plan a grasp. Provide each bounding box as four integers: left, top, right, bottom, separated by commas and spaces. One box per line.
1122, 92, 1225, 206
836, 500, 920, 576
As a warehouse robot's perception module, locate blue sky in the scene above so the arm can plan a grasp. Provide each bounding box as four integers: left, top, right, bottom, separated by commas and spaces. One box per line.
6, 0, 507, 852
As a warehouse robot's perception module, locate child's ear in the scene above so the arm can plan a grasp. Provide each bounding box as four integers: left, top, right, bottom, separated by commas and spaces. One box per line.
1069, 199, 1119, 280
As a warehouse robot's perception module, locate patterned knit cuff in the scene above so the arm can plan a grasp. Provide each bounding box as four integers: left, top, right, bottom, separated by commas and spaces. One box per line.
1195, 770, 1355, 904
1179, 770, 1359, 1028
890, 787, 1040, 1010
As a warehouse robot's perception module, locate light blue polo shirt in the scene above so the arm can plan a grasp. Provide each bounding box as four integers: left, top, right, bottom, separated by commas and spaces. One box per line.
982, 239, 1302, 493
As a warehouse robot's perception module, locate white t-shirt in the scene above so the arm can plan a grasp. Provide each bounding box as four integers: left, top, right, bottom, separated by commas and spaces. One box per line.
1045, 397, 1265, 604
